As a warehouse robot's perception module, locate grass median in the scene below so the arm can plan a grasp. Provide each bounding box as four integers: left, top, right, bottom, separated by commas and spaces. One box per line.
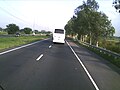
0, 35, 48, 52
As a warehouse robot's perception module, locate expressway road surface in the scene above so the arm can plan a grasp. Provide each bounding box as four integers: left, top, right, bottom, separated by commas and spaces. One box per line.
0, 39, 120, 90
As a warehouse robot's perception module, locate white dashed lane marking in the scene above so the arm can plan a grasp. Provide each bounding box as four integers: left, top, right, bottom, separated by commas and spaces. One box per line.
49, 45, 52, 48
36, 54, 44, 61
36, 44, 52, 61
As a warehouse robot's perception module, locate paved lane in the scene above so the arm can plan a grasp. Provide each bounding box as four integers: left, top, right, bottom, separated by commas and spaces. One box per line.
35, 42, 96, 90
0, 39, 53, 90
68, 40, 120, 90
0, 39, 96, 90
0, 39, 120, 90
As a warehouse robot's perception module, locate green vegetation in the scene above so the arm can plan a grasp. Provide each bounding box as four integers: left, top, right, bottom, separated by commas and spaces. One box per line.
0, 31, 7, 35
0, 24, 52, 35
6, 24, 19, 34
87, 45, 120, 68
73, 39, 120, 68
23, 27, 32, 34
64, 0, 120, 68
65, 0, 119, 54
88, 46, 120, 68
5, 24, 33, 34
0, 35, 48, 51
0, 24, 52, 51
65, 0, 115, 47
99, 38, 120, 54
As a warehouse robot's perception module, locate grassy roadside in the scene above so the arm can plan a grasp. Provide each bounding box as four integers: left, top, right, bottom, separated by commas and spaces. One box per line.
72, 38, 120, 68
0, 35, 48, 52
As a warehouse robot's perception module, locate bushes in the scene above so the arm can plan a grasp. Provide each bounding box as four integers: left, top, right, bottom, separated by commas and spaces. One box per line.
82, 42, 120, 68
73, 38, 120, 68
99, 40, 120, 54
0, 31, 7, 35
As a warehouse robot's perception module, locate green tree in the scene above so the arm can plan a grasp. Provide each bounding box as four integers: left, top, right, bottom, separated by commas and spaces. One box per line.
20, 29, 25, 34
23, 27, 32, 34
74, 10, 90, 41
34, 30, 39, 34
64, 16, 76, 37
6, 24, 19, 34
0, 27, 2, 31
90, 11, 115, 46
65, 0, 115, 47
74, 0, 99, 44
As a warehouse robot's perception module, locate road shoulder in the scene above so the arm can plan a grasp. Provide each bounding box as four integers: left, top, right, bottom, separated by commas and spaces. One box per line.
67, 40, 120, 90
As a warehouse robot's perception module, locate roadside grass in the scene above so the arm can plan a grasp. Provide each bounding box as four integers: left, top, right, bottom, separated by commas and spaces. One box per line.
0, 35, 48, 51
99, 40, 120, 54
88, 46, 120, 68
72, 39, 120, 68
0, 31, 7, 35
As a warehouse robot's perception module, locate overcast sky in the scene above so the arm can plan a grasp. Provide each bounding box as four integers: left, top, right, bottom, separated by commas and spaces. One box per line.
0, 0, 120, 36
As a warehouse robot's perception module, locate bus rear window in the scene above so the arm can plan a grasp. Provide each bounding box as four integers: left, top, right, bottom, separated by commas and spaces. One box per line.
54, 29, 64, 34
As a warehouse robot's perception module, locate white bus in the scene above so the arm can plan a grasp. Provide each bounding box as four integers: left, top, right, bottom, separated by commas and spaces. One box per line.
53, 29, 65, 43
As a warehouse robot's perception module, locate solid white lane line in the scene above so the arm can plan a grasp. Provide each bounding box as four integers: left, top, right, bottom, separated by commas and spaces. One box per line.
0, 39, 49, 56
66, 41, 99, 90
49, 45, 52, 48
36, 54, 44, 61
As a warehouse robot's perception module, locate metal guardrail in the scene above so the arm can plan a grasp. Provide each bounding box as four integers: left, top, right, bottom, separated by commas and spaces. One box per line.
74, 39, 120, 59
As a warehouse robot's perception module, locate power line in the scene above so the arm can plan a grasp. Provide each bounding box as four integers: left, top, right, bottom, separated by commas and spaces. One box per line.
0, 0, 36, 28
2, 0, 29, 20
0, 6, 31, 25
0, 1, 50, 30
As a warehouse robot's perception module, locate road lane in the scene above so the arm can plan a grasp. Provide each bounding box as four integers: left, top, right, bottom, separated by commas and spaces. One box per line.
67, 40, 120, 90
35, 42, 96, 90
0, 39, 96, 90
0, 39, 53, 90
66, 41, 99, 90
0, 39, 120, 90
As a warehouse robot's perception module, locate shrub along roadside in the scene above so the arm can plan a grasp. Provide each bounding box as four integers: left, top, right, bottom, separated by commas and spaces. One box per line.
0, 35, 48, 52
72, 38, 120, 68
99, 40, 120, 54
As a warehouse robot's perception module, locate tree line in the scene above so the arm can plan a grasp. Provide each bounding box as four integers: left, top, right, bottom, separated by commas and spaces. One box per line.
64, 0, 115, 47
0, 23, 41, 34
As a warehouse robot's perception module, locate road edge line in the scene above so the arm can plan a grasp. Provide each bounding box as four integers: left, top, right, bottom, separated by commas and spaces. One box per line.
0, 39, 49, 56
66, 41, 99, 90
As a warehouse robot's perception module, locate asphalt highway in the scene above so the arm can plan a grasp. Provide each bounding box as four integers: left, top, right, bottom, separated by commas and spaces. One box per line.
0, 39, 120, 90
